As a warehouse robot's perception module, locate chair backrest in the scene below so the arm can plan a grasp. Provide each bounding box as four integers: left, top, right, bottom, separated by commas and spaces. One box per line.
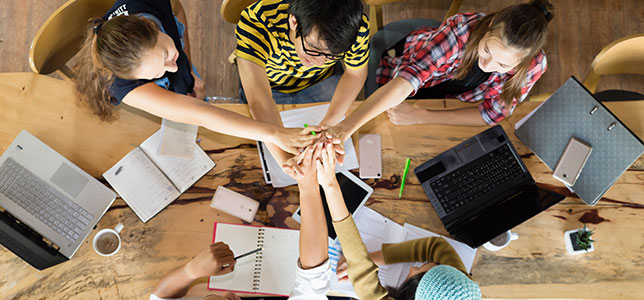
29, 0, 115, 81
220, 0, 258, 24
583, 34, 644, 93
365, 0, 462, 34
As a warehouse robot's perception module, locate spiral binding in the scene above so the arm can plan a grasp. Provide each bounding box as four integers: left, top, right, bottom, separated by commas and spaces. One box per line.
251, 228, 265, 291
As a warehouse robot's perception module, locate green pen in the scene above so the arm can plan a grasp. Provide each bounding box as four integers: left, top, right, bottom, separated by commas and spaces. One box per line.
304, 123, 316, 136
399, 158, 411, 198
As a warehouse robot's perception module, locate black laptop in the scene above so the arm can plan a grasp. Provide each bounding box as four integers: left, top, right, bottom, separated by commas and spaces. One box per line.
414, 125, 565, 248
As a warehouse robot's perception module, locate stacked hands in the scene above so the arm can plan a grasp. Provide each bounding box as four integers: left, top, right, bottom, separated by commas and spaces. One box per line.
283, 137, 340, 185
278, 125, 348, 177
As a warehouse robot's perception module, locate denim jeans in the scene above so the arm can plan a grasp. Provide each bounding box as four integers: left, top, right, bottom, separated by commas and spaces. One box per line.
240, 66, 343, 104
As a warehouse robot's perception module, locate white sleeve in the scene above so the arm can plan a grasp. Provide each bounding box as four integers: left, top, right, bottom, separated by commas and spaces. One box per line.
288, 259, 331, 300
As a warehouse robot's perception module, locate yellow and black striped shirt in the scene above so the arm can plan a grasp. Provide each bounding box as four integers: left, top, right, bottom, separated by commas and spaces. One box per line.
235, 0, 370, 93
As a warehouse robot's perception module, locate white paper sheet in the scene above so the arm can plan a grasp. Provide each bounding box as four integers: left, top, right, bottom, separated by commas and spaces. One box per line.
158, 119, 199, 159
259, 104, 359, 187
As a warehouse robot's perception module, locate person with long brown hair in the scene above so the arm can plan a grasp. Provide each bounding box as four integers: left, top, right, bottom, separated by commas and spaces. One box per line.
323, 0, 553, 151
74, 0, 319, 155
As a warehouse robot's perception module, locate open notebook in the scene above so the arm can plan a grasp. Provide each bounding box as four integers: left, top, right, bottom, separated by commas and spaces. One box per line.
208, 223, 300, 296
103, 129, 214, 223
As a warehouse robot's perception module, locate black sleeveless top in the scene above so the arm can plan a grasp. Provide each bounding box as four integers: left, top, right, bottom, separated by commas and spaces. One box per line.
104, 0, 194, 104
411, 62, 491, 99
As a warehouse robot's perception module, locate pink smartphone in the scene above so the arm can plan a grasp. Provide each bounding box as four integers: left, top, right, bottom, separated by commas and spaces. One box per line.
553, 137, 592, 186
359, 134, 382, 179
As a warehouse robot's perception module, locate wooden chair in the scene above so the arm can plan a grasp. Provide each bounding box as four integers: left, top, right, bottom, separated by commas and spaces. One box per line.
582, 33, 644, 101
363, 0, 463, 96
530, 34, 644, 102
29, 0, 115, 81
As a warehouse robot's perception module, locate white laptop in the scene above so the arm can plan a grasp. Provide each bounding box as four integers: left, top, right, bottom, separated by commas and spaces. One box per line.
0, 130, 116, 270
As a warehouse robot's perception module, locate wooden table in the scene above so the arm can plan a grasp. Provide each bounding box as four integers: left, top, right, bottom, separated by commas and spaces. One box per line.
0, 73, 642, 300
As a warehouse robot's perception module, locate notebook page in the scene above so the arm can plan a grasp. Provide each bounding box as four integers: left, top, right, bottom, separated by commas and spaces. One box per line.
140, 129, 215, 193
260, 104, 359, 187
103, 147, 180, 223
208, 223, 260, 293
158, 118, 198, 159
257, 227, 300, 295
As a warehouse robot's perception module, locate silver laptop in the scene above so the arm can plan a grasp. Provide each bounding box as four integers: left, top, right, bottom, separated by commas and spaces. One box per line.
0, 130, 116, 269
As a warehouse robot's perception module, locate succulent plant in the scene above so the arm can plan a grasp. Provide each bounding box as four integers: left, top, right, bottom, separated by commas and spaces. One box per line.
576, 224, 594, 251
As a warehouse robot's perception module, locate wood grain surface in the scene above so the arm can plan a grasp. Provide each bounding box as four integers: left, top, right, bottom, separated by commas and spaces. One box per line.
0, 73, 643, 299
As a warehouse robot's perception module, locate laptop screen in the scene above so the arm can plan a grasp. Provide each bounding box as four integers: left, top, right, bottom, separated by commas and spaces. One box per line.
449, 185, 564, 248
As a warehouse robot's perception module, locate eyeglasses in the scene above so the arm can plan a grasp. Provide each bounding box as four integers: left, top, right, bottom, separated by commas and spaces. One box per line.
300, 36, 344, 60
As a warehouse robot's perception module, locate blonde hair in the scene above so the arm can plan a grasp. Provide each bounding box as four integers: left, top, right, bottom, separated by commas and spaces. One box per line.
452, 0, 553, 109
74, 16, 159, 121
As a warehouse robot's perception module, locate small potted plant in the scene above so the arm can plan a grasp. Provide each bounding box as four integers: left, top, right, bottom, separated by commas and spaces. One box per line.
564, 224, 595, 255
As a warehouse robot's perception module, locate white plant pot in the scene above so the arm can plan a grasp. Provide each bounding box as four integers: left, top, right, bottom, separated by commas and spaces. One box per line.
564, 229, 594, 255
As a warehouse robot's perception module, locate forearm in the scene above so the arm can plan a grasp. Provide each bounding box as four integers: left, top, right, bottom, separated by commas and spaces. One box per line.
239, 58, 293, 164
321, 181, 350, 222
320, 67, 367, 127
152, 264, 195, 298
123, 85, 280, 143
381, 237, 469, 277
191, 102, 283, 142
415, 106, 487, 126
298, 182, 328, 268
338, 76, 413, 139
247, 99, 292, 164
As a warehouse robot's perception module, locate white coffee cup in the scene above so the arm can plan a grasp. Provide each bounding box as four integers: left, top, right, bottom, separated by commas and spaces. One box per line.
483, 230, 519, 251
93, 223, 124, 256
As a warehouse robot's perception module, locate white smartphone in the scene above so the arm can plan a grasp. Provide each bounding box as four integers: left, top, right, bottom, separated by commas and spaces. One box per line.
359, 134, 382, 179
553, 137, 592, 186
210, 186, 260, 223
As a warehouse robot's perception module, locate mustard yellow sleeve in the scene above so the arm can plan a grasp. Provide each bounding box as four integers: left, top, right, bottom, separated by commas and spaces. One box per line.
235, 4, 270, 68
382, 237, 471, 279
343, 14, 370, 70
333, 216, 394, 300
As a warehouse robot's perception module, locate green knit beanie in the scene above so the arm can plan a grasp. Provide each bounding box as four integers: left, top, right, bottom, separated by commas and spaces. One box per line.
415, 265, 481, 300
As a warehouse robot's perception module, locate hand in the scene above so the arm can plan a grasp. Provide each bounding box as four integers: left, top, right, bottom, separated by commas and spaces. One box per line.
283, 144, 318, 185
185, 242, 236, 279
316, 141, 338, 187
323, 126, 346, 166
336, 254, 349, 282
386, 102, 424, 125
273, 126, 321, 155
190, 71, 206, 100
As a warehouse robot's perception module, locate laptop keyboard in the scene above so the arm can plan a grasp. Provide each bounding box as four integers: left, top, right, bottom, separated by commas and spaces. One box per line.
0, 158, 94, 242
430, 144, 524, 214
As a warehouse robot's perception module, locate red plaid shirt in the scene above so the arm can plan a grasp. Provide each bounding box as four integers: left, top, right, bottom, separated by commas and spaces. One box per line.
376, 13, 547, 124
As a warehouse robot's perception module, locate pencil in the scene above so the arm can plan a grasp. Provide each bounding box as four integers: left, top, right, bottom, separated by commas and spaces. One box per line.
234, 247, 263, 260
304, 123, 316, 136
399, 158, 411, 198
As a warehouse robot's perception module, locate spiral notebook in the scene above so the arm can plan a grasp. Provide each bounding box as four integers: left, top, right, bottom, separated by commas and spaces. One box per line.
207, 223, 299, 296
